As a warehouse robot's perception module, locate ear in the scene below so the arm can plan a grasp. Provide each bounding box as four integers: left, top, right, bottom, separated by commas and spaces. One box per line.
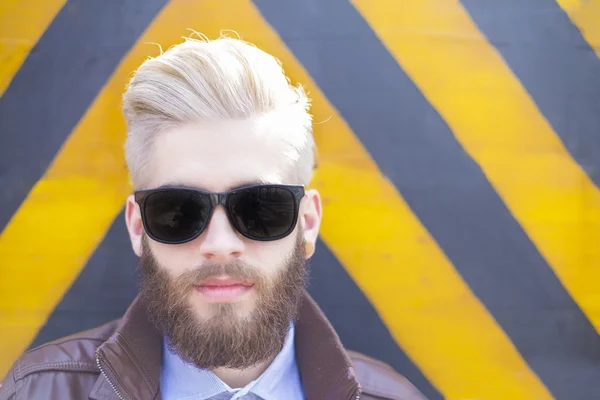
125, 194, 143, 257
300, 189, 322, 259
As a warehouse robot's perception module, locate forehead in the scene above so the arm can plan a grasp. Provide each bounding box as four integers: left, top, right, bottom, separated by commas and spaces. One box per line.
147, 119, 293, 191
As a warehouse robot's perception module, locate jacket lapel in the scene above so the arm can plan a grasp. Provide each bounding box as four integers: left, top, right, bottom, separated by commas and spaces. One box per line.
295, 293, 361, 400
92, 296, 161, 400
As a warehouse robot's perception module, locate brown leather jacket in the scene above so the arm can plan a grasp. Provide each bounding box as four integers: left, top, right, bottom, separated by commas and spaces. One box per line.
0, 291, 426, 400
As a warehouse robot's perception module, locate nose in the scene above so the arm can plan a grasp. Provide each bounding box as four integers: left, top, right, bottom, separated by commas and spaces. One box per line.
198, 206, 244, 262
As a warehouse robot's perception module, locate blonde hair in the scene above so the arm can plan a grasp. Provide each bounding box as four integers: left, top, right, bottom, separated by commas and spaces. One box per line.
122, 35, 314, 189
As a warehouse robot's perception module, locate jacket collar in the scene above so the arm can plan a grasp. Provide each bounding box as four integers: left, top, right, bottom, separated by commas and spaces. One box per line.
293, 293, 361, 399
92, 290, 360, 400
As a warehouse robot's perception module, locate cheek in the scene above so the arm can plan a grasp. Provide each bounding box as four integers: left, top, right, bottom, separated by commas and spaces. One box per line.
248, 236, 295, 277
149, 241, 198, 277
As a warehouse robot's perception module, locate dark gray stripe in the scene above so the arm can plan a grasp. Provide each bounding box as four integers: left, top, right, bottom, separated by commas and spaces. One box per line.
33, 211, 441, 399
460, 0, 600, 188
252, 1, 600, 398
0, 0, 168, 232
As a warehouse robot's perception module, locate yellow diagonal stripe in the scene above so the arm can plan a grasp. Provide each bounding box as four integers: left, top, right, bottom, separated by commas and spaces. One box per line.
352, 0, 600, 336
557, 0, 600, 59
195, 2, 551, 399
0, 0, 66, 96
0, 0, 240, 378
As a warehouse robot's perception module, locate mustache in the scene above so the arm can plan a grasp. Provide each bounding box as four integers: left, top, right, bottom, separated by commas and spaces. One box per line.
174, 260, 264, 289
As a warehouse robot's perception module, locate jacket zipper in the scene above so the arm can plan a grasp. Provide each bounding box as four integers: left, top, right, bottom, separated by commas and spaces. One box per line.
350, 383, 362, 400
96, 354, 126, 400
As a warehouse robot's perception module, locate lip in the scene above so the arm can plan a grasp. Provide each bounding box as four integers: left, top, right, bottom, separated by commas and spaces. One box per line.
196, 276, 255, 287
193, 276, 255, 302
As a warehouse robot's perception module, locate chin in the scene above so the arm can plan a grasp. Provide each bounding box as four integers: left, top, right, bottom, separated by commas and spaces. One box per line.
189, 293, 256, 319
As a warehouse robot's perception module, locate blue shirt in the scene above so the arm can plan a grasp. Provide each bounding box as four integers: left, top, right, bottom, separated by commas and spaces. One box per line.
160, 324, 304, 400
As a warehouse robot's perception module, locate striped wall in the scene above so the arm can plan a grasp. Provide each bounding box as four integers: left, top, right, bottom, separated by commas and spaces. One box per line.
1, 1, 599, 399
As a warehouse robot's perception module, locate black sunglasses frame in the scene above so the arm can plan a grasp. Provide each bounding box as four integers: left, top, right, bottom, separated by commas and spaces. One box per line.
134, 183, 306, 244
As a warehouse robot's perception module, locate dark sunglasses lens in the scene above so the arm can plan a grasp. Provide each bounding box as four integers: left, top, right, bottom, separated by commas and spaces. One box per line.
229, 187, 297, 239
143, 190, 211, 243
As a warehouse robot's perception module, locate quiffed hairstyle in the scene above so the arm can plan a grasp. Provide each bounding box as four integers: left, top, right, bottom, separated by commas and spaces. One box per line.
122, 34, 314, 189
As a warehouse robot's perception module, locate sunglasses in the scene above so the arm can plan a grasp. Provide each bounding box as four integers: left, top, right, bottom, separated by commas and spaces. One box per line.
134, 184, 305, 244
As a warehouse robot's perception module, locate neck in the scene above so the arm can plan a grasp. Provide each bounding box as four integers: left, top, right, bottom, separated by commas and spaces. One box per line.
211, 355, 276, 388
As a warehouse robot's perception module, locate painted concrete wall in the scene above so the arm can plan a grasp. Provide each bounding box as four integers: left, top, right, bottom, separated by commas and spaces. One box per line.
1, 1, 599, 398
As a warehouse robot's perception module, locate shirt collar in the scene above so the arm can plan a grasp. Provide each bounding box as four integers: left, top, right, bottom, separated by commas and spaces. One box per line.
251, 323, 302, 399
160, 323, 302, 400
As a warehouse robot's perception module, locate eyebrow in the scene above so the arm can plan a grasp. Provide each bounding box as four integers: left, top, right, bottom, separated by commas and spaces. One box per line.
157, 179, 274, 191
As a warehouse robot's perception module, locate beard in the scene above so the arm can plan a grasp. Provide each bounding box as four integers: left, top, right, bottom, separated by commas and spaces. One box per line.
138, 233, 308, 370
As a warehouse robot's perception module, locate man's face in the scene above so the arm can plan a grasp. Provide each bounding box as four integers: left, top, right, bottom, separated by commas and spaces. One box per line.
125, 118, 322, 369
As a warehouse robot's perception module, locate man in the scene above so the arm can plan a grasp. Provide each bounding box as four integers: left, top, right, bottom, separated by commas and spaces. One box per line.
0, 36, 425, 400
